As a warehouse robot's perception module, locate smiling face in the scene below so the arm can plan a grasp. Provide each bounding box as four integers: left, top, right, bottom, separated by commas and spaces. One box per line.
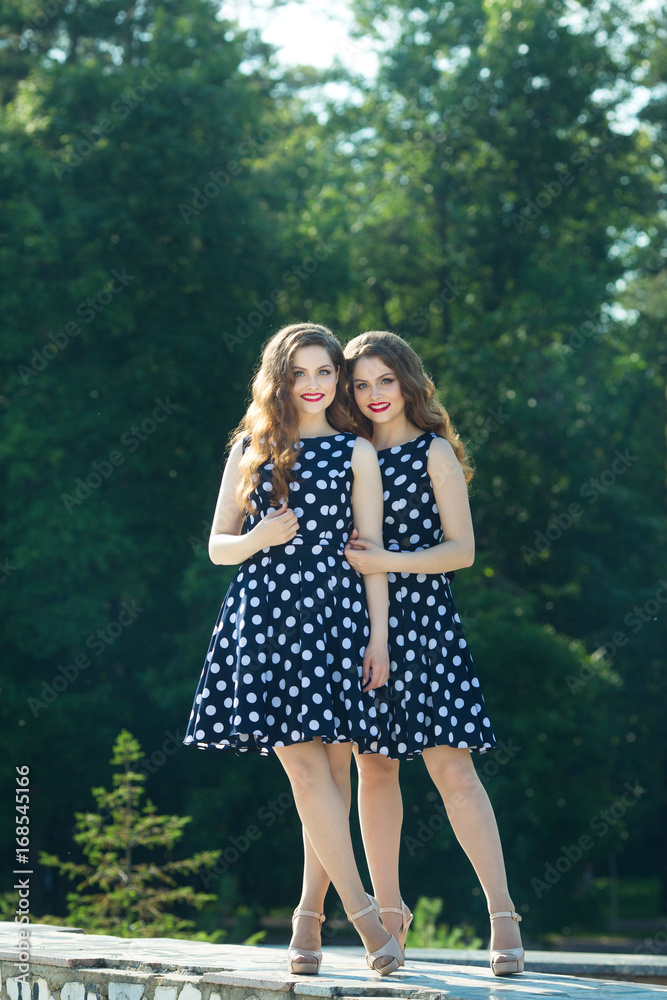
289, 344, 339, 417
351, 355, 405, 425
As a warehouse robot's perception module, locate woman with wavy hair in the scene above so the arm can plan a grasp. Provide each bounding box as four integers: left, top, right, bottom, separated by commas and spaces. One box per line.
293, 330, 524, 977
183, 323, 403, 976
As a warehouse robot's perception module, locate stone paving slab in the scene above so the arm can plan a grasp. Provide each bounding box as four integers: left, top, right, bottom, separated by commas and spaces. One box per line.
409, 950, 667, 981
201, 945, 667, 995
1, 923, 666, 1000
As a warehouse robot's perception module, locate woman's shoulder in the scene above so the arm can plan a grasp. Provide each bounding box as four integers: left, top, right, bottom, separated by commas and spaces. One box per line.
428, 431, 459, 465
427, 433, 454, 456
427, 434, 465, 480
350, 434, 376, 458
238, 432, 265, 454
221, 436, 249, 464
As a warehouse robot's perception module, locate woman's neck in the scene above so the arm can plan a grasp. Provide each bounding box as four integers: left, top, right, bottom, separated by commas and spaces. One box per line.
298, 418, 335, 439
372, 417, 424, 451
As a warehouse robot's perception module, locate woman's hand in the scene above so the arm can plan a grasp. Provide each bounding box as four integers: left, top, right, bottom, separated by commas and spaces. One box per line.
250, 501, 299, 547
362, 635, 390, 691
344, 528, 389, 574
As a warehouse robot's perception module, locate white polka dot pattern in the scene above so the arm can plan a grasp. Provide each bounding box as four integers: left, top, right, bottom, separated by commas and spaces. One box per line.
369, 432, 497, 759
183, 433, 380, 755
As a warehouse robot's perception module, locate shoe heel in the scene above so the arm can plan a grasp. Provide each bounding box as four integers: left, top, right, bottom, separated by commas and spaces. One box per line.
287, 907, 325, 976
287, 950, 322, 975
489, 909, 524, 977
380, 899, 413, 967
347, 892, 404, 977
490, 948, 524, 976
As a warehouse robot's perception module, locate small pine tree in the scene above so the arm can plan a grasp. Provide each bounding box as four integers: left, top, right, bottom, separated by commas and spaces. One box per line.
40, 730, 222, 939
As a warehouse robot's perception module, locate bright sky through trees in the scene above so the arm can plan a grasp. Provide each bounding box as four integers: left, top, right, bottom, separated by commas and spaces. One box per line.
223, 0, 380, 75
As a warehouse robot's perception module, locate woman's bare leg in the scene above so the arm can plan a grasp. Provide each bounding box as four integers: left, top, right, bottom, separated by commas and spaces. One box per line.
274, 739, 394, 959
422, 746, 522, 955
289, 743, 351, 962
355, 752, 405, 941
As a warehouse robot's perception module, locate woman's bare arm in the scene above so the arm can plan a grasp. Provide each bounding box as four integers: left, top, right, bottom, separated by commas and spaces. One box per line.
208, 439, 299, 564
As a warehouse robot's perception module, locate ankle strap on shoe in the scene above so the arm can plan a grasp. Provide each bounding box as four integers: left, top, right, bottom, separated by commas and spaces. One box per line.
293, 908, 326, 922
489, 910, 522, 922
379, 907, 404, 916
347, 901, 376, 922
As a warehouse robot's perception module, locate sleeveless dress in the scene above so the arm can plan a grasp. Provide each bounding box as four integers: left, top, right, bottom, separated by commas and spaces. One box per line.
183, 432, 381, 755
370, 431, 497, 760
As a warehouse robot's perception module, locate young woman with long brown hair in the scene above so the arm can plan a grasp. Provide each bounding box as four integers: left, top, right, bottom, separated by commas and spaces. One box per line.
183, 323, 403, 976
291, 330, 524, 977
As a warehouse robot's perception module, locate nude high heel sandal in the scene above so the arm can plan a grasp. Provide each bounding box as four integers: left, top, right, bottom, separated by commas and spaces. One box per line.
489, 909, 524, 976
379, 900, 413, 966
287, 908, 325, 975
347, 892, 404, 976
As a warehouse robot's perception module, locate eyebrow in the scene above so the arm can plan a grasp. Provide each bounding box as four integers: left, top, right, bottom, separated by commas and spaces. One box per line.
353, 371, 394, 381
291, 364, 334, 371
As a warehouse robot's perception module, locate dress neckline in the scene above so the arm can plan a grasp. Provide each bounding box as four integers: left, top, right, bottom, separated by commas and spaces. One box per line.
376, 431, 432, 453
298, 432, 347, 441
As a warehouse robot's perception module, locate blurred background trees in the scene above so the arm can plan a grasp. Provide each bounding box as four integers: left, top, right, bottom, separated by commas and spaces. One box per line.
1, 0, 664, 944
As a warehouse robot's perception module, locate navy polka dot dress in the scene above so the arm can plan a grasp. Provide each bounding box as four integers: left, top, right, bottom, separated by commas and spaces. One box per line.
183, 432, 380, 755
371, 431, 497, 760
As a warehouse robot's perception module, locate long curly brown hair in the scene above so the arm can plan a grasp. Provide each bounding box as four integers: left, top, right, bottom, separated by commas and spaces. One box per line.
231, 323, 356, 515
343, 330, 475, 484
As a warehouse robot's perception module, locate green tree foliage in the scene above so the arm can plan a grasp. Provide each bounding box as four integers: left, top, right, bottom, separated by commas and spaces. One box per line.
406, 896, 482, 949
1, 0, 280, 663
39, 730, 222, 937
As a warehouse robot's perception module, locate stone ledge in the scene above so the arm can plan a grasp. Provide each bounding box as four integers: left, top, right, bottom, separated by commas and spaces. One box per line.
1, 922, 667, 1000
408, 947, 667, 979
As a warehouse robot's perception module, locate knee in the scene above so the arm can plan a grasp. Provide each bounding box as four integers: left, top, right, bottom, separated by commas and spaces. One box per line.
282, 755, 327, 796
356, 753, 400, 791
426, 751, 480, 803
329, 757, 352, 792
